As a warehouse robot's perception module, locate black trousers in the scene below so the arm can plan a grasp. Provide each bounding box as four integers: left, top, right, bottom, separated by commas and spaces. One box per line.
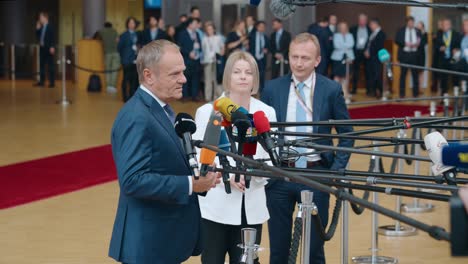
39, 47, 55, 86
366, 57, 383, 97
439, 58, 459, 95
121, 64, 138, 102
352, 49, 368, 93
399, 52, 419, 97
201, 197, 262, 264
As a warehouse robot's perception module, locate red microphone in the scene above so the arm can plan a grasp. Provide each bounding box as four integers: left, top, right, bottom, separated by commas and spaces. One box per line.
253, 111, 280, 166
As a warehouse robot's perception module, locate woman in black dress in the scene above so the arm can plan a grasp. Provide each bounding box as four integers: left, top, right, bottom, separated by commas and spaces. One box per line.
416, 21, 428, 91
225, 20, 249, 57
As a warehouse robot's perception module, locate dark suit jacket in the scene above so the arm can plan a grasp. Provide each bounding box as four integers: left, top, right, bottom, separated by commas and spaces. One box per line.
368, 30, 386, 58
118, 31, 138, 65
434, 30, 462, 62
248, 29, 270, 62
350, 25, 371, 51
177, 29, 201, 65
108, 88, 202, 264
261, 74, 354, 170
395, 27, 422, 61
270, 29, 291, 60
139, 28, 167, 46
308, 23, 332, 59
36, 24, 55, 49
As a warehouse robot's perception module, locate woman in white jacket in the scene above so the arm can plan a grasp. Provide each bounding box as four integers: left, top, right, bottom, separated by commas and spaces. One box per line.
201, 21, 225, 101
193, 50, 277, 264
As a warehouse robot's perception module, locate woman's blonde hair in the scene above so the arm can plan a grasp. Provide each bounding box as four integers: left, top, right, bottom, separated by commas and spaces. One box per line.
222, 51, 260, 95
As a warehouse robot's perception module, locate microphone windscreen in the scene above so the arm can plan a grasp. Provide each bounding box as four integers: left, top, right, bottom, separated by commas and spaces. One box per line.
214, 97, 239, 122
424, 132, 454, 175
218, 128, 231, 151
203, 113, 222, 146
442, 144, 468, 168
378, 49, 390, 63
174, 113, 196, 137
253, 111, 270, 134
270, 0, 296, 20
242, 142, 257, 156
200, 148, 217, 165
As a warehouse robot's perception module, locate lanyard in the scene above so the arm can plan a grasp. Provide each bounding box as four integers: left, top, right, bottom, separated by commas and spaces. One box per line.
292, 73, 315, 119
443, 31, 452, 47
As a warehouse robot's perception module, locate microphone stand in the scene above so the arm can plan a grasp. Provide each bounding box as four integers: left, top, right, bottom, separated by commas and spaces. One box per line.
195, 140, 451, 242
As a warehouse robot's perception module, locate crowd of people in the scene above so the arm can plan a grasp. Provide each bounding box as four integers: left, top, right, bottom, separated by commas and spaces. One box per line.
93, 7, 468, 103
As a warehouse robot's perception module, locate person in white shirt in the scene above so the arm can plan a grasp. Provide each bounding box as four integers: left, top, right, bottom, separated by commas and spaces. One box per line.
201, 21, 225, 101
193, 50, 277, 264
331, 22, 355, 103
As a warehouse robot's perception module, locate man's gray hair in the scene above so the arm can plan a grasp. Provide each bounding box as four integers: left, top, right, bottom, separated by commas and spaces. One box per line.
136, 40, 180, 83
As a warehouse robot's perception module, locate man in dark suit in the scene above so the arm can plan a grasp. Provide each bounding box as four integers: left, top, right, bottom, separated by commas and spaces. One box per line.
270, 18, 291, 79
365, 18, 386, 98
109, 40, 220, 264
35, 11, 55, 88
249, 21, 269, 92
261, 33, 354, 264
307, 17, 332, 76
350, 13, 371, 94
434, 18, 462, 95
139, 16, 167, 47
177, 18, 202, 101
118, 17, 140, 102
395, 16, 422, 98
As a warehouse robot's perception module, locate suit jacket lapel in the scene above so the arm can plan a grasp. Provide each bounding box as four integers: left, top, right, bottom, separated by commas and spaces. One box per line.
136, 89, 189, 167
279, 74, 291, 123
313, 74, 324, 132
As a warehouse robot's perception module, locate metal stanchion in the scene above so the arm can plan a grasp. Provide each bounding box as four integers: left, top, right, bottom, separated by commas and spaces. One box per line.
378, 130, 417, 236
300, 190, 316, 264
442, 93, 449, 138
452, 86, 460, 140
340, 164, 350, 264
238, 228, 259, 264
57, 45, 71, 105
352, 145, 398, 264
345, 59, 351, 104
460, 81, 466, 139
401, 111, 434, 213
10, 44, 15, 81
382, 63, 390, 101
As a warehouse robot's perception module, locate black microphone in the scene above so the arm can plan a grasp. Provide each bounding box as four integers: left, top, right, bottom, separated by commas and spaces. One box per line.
253, 110, 281, 167
219, 128, 232, 194
174, 113, 200, 179
231, 110, 252, 182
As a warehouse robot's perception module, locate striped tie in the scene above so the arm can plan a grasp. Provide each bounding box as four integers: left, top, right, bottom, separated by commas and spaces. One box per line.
296, 82, 308, 168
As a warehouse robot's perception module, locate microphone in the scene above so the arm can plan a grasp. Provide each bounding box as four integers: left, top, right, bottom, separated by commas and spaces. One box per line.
424, 132, 457, 185
253, 111, 281, 166
231, 110, 252, 182
200, 113, 223, 177
242, 142, 257, 189
174, 113, 200, 178
378, 49, 393, 81
442, 144, 468, 169
214, 97, 249, 122
219, 128, 232, 194
269, 0, 296, 20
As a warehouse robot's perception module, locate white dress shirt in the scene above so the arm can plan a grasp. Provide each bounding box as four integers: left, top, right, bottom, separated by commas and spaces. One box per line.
201, 34, 224, 64
193, 96, 277, 225
140, 85, 193, 195
404, 27, 418, 52
286, 74, 321, 161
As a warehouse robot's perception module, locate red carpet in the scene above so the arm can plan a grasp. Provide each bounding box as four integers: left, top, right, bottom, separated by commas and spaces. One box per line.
0, 104, 445, 209
348, 103, 444, 119
0, 145, 116, 209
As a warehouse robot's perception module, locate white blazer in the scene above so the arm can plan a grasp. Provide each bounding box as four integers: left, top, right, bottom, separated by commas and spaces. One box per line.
193, 96, 277, 225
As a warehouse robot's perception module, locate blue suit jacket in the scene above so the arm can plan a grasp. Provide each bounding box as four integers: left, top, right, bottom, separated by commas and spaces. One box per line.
261, 74, 354, 170
109, 88, 202, 264
177, 29, 201, 66
118, 31, 138, 65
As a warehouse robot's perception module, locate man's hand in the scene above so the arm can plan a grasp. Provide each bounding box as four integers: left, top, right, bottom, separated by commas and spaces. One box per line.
36, 21, 42, 30
230, 175, 246, 193
189, 51, 196, 60
49, 47, 55, 55
440, 46, 446, 52
192, 171, 221, 193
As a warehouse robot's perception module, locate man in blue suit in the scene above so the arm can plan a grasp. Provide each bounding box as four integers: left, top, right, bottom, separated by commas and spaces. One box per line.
177, 18, 202, 101
118, 17, 140, 102
109, 40, 220, 264
248, 20, 269, 92
261, 33, 354, 264
307, 17, 333, 76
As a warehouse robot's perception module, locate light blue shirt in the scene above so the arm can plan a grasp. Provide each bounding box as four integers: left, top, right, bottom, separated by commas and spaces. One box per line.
461, 35, 468, 62
331, 33, 355, 61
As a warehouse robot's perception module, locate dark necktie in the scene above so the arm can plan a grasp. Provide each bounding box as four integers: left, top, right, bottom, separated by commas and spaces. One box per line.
163, 104, 175, 124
